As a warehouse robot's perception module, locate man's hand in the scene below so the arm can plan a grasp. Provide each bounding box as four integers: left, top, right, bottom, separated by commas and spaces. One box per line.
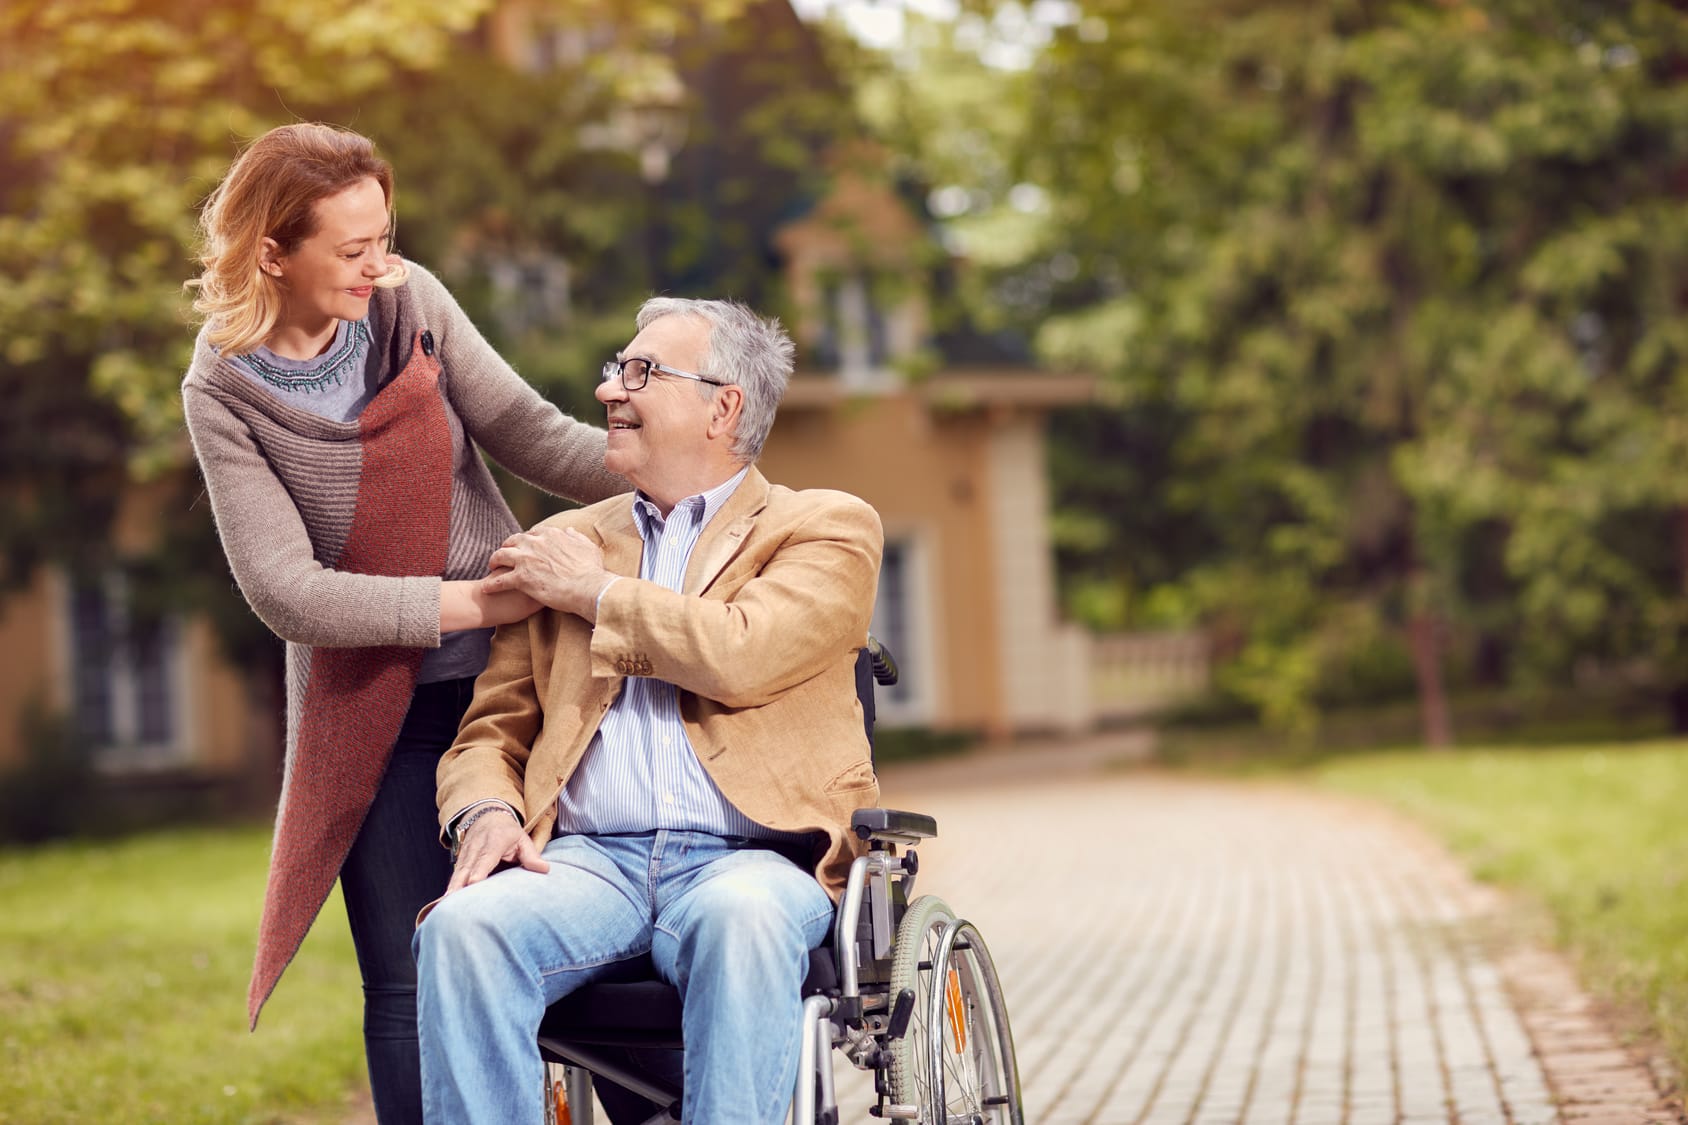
445, 809, 550, 895
482, 526, 614, 621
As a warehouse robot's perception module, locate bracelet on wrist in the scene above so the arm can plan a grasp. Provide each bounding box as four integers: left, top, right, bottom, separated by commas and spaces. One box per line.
450, 804, 519, 862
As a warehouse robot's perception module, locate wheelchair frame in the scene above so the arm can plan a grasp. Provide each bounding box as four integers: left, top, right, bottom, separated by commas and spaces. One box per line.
535, 640, 1024, 1124
539, 810, 1023, 1125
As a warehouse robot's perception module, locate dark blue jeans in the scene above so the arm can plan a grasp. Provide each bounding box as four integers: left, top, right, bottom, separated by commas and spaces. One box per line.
339, 677, 473, 1125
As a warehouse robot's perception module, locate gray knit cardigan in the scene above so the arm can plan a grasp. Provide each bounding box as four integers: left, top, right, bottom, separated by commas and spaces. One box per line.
182, 261, 626, 1025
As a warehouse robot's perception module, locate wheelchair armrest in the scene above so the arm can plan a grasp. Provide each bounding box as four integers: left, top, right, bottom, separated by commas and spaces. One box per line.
852, 807, 937, 842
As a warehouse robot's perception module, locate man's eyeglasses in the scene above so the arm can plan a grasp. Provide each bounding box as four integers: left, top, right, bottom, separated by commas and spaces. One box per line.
601, 357, 728, 391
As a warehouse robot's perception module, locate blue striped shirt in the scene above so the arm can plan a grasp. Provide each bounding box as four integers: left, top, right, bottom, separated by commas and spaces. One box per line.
555, 468, 800, 842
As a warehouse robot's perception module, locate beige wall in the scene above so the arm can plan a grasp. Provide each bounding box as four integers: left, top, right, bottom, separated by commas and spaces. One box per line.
0, 474, 271, 777
985, 415, 1092, 733
761, 389, 1010, 734
184, 620, 264, 776
2, 378, 1074, 769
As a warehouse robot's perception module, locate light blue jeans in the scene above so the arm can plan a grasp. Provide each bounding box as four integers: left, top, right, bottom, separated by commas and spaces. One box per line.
413, 830, 835, 1125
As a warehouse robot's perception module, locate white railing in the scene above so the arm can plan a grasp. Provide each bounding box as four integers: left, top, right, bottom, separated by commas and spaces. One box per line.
1089, 629, 1211, 721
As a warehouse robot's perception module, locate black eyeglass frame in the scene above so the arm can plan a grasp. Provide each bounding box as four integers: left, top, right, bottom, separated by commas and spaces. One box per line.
601, 356, 728, 391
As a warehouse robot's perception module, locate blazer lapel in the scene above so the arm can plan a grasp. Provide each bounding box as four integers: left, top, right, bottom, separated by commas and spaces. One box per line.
593, 499, 644, 579
685, 468, 770, 596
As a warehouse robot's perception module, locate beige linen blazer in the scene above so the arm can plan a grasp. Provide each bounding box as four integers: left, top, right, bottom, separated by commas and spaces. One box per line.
436, 467, 885, 897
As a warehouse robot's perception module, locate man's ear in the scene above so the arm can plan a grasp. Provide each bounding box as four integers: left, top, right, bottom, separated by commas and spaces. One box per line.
706, 384, 745, 442
258, 237, 285, 279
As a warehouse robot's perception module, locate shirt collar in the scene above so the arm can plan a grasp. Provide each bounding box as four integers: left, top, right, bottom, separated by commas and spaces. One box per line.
631, 466, 751, 544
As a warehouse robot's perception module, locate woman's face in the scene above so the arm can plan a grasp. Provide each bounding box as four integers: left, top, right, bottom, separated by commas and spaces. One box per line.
264, 176, 392, 332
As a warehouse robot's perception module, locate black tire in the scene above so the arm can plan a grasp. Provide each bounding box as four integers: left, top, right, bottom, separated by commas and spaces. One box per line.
887, 896, 1023, 1124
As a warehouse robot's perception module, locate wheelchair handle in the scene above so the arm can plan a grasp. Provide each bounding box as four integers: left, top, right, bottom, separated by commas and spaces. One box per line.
866, 635, 899, 687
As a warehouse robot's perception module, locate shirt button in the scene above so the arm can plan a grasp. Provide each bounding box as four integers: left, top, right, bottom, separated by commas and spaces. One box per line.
663, 793, 676, 805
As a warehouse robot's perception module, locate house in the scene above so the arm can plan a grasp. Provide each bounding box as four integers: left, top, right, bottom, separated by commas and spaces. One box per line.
0, 0, 1106, 793
756, 150, 1097, 736
0, 476, 268, 789
482, 0, 1105, 736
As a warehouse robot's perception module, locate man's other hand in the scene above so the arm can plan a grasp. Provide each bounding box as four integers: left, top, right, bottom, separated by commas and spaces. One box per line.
445, 810, 550, 894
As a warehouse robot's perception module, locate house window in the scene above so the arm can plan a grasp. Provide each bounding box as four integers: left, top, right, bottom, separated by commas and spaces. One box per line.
517, 20, 613, 72
873, 541, 912, 706
812, 272, 892, 382
485, 252, 573, 337
66, 574, 187, 770
870, 535, 932, 723
69, 582, 115, 743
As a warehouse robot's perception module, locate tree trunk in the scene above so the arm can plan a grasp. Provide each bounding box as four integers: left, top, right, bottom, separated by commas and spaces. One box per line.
1668, 681, 1688, 735
1672, 506, 1688, 733
1407, 612, 1454, 749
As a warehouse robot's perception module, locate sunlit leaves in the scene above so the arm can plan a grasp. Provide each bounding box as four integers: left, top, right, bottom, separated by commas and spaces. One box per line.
0, 0, 496, 462
926, 0, 1688, 729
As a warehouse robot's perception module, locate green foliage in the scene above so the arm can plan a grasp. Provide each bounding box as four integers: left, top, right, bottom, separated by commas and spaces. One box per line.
869, 725, 978, 765
0, 0, 495, 654
0, 0, 783, 670
894, 0, 1688, 733
0, 0, 494, 461
0, 352, 129, 589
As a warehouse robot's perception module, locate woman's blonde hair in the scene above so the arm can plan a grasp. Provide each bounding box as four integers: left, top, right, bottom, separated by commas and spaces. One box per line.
188, 123, 407, 355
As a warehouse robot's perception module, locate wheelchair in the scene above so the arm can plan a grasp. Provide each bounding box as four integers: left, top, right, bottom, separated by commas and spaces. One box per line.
535, 639, 1024, 1125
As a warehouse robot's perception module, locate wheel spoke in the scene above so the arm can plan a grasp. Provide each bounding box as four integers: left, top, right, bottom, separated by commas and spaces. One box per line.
887, 899, 1022, 1124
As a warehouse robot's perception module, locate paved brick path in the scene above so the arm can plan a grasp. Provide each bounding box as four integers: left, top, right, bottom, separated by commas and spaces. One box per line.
343, 735, 1679, 1123
821, 735, 1682, 1125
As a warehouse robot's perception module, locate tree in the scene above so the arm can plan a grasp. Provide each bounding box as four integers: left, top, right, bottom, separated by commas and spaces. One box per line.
870, 0, 1688, 739
1, 2, 504, 762
0, 0, 749, 764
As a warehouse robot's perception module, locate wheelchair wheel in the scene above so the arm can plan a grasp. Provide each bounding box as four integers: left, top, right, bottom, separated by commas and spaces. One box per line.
888, 896, 1023, 1124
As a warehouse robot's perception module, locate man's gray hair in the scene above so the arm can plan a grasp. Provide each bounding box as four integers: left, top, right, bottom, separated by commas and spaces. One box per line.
636, 297, 795, 463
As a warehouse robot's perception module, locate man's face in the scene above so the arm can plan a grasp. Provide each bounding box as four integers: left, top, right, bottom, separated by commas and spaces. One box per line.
596, 314, 716, 496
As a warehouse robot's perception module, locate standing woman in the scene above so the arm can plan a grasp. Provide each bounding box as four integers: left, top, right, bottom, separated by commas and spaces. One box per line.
181, 122, 626, 1124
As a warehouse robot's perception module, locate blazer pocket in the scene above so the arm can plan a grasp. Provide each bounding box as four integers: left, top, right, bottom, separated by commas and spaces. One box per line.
824, 759, 877, 794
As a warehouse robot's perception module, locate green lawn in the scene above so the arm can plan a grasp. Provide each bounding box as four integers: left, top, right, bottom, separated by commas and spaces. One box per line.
0, 826, 366, 1125
1313, 740, 1688, 1074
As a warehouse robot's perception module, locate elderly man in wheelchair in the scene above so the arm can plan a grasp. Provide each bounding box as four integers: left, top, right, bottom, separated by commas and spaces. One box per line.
413, 296, 1020, 1124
